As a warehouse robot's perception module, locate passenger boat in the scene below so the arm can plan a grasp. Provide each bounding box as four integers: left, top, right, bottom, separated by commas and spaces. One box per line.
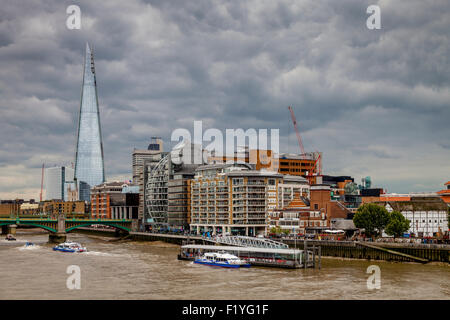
53, 242, 87, 253
5, 234, 16, 241
194, 252, 250, 268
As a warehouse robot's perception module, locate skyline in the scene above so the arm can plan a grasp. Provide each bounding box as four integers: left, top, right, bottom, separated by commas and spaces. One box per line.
0, 0, 449, 200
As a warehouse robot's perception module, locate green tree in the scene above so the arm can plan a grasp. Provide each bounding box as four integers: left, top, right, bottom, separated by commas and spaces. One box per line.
270, 226, 282, 234
353, 203, 390, 237
385, 210, 410, 238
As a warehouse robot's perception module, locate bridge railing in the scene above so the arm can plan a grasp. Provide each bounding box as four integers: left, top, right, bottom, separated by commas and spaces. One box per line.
212, 235, 289, 249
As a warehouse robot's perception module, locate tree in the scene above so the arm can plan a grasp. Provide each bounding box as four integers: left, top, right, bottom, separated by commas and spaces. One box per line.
270, 226, 282, 234
353, 203, 390, 237
385, 210, 410, 238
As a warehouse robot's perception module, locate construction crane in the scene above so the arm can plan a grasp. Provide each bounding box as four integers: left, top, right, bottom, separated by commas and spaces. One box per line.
288, 106, 306, 156
40, 163, 45, 202
288, 106, 322, 184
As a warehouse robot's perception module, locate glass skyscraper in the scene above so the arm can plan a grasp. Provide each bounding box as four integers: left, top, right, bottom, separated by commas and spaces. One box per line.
74, 43, 105, 200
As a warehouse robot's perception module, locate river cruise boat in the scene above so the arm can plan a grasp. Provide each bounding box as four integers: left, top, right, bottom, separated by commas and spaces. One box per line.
53, 242, 87, 253
194, 251, 251, 268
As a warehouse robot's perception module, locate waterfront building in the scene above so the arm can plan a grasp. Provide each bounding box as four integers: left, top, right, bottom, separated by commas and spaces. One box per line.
132, 137, 164, 226
144, 140, 202, 230
0, 200, 23, 217
268, 184, 350, 235
20, 203, 40, 215
437, 181, 450, 205
44, 166, 74, 201
376, 194, 449, 237
41, 200, 87, 216
144, 140, 203, 230
167, 171, 194, 230
90, 181, 139, 219
74, 43, 105, 200
190, 163, 283, 236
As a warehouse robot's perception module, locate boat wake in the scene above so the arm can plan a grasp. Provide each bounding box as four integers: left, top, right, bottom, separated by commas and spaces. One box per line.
81, 251, 122, 257
18, 244, 41, 251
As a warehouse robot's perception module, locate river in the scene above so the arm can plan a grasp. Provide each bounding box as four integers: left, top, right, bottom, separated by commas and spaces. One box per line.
0, 229, 449, 300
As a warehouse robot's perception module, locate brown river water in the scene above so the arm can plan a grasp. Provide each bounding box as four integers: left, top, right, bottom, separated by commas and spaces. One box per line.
0, 229, 449, 300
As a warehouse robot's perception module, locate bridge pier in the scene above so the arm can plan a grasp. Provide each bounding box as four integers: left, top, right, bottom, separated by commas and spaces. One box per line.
114, 229, 128, 237
49, 232, 66, 243
8, 224, 17, 235
48, 215, 67, 243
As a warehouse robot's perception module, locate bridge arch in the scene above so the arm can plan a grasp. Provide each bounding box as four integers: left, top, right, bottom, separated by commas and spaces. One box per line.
0, 222, 57, 233
65, 222, 131, 233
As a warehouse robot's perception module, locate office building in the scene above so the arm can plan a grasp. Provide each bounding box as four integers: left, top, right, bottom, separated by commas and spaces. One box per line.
91, 182, 139, 219
132, 137, 164, 225
44, 166, 74, 201
145, 140, 202, 230
74, 43, 105, 199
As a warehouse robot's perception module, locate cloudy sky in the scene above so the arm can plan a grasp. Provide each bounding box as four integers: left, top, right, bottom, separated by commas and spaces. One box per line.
0, 0, 449, 200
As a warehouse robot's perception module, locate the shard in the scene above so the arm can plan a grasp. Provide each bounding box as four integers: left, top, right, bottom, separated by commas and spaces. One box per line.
74, 43, 105, 199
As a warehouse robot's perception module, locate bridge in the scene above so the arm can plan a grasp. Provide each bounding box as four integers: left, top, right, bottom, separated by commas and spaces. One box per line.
210, 235, 289, 249
0, 216, 134, 242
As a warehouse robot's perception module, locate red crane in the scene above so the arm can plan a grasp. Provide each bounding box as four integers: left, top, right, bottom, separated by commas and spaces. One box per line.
288, 106, 322, 184
39, 163, 45, 202
288, 106, 306, 156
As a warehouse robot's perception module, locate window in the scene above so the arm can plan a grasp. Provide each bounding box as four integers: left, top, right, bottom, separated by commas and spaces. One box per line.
314, 204, 318, 210
268, 179, 276, 186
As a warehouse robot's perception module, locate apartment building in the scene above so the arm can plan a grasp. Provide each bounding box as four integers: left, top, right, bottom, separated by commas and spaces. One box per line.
190, 163, 283, 236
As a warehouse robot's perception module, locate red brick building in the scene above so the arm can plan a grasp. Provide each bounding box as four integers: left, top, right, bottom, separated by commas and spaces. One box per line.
268, 184, 350, 235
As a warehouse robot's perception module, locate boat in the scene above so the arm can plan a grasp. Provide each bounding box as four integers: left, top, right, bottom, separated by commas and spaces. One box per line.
53, 242, 87, 253
194, 251, 251, 268
5, 234, 16, 241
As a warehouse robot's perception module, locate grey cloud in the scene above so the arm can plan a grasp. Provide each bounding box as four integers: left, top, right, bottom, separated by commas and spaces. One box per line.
0, 0, 449, 199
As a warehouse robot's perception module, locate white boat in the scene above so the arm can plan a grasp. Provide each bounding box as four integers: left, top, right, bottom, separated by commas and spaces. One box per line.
53, 242, 87, 253
194, 251, 250, 268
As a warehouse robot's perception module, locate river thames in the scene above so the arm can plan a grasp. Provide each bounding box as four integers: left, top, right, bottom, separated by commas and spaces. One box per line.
0, 229, 449, 300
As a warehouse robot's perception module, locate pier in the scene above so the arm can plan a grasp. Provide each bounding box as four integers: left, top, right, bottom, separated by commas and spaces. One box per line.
75, 229, 450, 263
178, 244, 318, 269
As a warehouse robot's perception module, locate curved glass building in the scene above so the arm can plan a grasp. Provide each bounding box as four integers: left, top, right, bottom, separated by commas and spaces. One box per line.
74, 43, 105, 199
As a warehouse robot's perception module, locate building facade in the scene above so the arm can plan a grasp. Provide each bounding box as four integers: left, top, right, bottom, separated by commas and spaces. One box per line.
377, 194, 449, 237
269, 184, 350, 235
144, 140, 202, 230
74, 43, 105, 200
42, 200, 87, 216
45, 166, 74, 201
132, 138, 164, 226
91, 182, 138, 219
190, 163, 283, 236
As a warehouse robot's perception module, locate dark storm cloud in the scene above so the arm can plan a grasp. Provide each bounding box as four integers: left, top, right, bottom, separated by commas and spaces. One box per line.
0, 0, 449, 198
